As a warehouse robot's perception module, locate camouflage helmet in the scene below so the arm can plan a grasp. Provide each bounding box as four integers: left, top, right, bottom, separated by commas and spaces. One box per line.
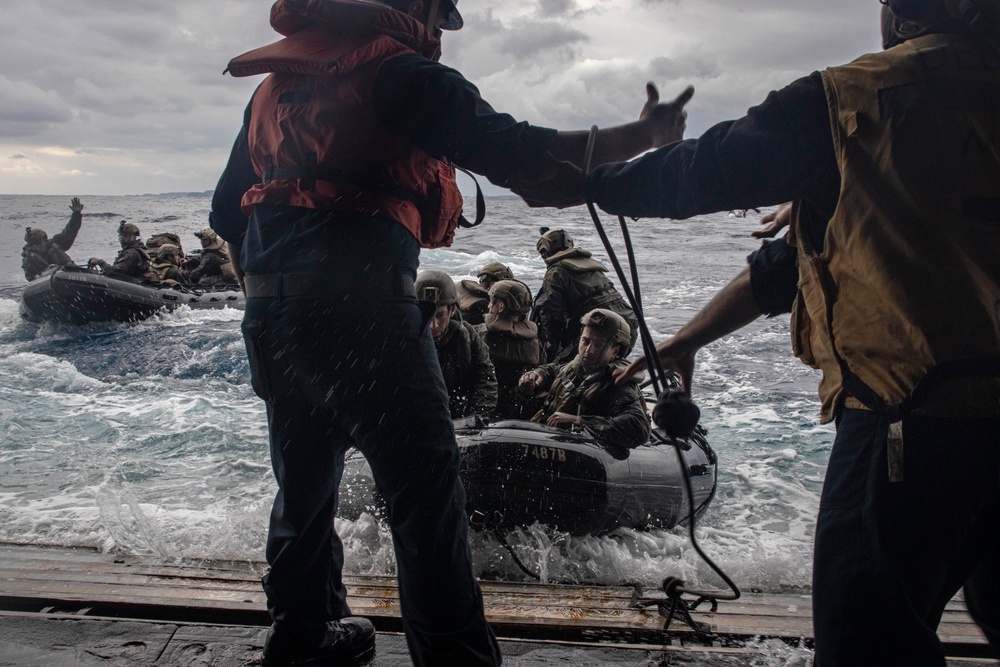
156, 243, 182, 260
580, 308, 631, 349
477, 262, 514, 286
415, 270, 458, 307
118, 220, 140, 236
488, 280, 532, 315
194, 227, 218, 242
195, 226, 224, 250
24, 227, 48, 244
536, 227, 573, 258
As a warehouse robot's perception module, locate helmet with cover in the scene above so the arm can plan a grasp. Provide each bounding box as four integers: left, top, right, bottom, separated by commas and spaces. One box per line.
580, 308, 631, 349
156, 244, 182, 260
488, 280, 532, 316
24, 228, 48, 244
118, 220, 140, 237
195, 227, 224, 251
536, 227, 574, 258
477, 262, 514, 286
415, 270, 458, 306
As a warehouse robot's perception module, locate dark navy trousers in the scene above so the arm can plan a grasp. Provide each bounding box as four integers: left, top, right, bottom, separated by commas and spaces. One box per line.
812, 409, 1000, 665
242, 293, 501, 666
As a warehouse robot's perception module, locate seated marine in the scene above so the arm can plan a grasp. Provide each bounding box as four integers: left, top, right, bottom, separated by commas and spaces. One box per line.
149, 244, 189, 284
186, 227, 238, 285
22, 197, 85, 281
518, 308, 650, 449
416, 270, 498, 420
89, 221, 154, 279
473, 280, 541, 419
456, 261, 516, 325
533, 228, 639, 364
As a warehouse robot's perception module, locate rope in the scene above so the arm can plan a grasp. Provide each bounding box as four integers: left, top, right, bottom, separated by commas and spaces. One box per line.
580, 126, 740, 621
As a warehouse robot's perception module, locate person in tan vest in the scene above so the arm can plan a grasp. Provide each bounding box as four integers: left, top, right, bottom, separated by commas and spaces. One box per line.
568, 2, 1000, 664
186, 228, 237, 285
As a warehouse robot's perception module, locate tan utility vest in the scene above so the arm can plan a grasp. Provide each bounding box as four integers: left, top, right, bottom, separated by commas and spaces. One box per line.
791, 33, 1000, 423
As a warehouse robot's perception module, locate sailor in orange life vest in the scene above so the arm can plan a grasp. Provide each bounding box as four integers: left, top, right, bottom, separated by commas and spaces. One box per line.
523, 1, 999, 664
209, 0, 694, 665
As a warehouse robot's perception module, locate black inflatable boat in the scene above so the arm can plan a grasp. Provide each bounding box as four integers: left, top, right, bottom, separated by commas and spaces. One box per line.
339, 418, 717, 535
19, 265, 244, 325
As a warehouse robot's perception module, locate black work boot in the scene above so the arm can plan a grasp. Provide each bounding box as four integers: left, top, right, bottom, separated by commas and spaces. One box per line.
261, 617, 376, 666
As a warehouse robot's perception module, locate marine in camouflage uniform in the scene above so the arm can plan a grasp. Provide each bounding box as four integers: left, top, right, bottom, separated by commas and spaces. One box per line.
473, 280, 540, 419
533, 228, 638, 364
22, 197, 84, 281
149, 244, 189, 284
456, 261, 514, 325
417, 270, 498, 419
187, 227, 238, 285
520, 309, 649, 449
89, 221, 153, 279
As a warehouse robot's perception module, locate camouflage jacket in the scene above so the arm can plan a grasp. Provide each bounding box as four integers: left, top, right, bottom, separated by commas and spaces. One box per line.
189, 247, 236, 285
435, 319, 498, 419
21, 210, 82, 281
93, 240, 150, 278
533, 248, 638, 363
149, 259, 188, 284
474, 317, 541, 419
529, 357, 650, 448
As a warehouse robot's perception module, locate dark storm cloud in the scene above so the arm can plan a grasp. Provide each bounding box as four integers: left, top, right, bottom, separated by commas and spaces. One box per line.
0, 0, 884, 195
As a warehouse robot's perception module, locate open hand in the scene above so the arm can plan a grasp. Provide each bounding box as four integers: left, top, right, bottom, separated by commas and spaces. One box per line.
518, 370, 544, 395
641, 83, 695, 148
614, 337, 696, 394
70, 197, 83, 214
752, 202, 792, 239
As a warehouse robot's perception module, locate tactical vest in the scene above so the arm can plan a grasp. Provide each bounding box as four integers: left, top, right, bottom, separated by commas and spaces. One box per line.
792, 33, 1000, 423
149, 259, 179, 282
23, 243, 72, 281
225, 0, 465, 249
533, 358, 628, 423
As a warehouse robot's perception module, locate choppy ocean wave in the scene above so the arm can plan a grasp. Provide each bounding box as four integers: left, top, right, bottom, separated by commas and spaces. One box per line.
0, 194, 832, 598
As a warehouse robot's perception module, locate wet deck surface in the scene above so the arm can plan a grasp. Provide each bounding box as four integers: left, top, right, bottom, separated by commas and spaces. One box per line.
0, 543, 994, 665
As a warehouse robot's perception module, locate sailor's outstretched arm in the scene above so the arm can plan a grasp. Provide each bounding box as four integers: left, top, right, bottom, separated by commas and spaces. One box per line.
615, 266, 761, 394
547, 84, 695, 166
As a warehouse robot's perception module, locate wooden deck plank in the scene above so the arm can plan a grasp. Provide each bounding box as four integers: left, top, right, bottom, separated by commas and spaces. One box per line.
0, 543, 990, 653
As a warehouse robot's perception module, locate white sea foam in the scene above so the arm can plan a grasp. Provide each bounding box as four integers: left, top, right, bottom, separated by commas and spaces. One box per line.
0, 196, 833, 599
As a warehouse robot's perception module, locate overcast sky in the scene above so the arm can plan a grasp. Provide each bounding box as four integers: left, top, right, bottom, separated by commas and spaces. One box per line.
0, 0, 884, 196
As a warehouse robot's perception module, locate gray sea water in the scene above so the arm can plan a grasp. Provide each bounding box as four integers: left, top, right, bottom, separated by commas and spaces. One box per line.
0, 193, 828, 661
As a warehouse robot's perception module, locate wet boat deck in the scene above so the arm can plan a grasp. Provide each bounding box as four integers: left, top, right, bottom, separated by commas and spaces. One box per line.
0, 543, 993, 665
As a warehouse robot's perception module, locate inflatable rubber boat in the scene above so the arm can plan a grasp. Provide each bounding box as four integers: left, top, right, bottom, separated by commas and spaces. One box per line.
19, 265, 244, 325
339, 418, 717, 535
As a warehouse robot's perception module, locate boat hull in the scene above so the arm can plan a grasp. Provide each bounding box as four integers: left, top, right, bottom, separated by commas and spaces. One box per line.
19, 265, 244, 324
339, 419, 717, 535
